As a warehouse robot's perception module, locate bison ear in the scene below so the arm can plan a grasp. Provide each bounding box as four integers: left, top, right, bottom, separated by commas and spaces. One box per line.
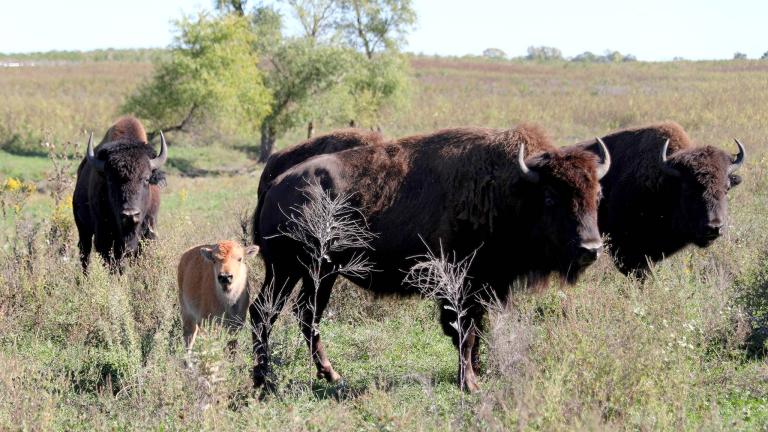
245, 245, 260, 257
200, 247, 215, 262
729, 174, 742, 188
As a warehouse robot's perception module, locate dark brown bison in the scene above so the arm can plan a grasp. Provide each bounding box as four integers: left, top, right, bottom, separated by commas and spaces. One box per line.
576, 121, 744, 276
251, 124, 610, 391
73, 116, 168, 271
252, 128, 384, 244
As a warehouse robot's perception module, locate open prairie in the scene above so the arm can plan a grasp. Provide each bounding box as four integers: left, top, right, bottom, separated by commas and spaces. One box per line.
1, 56, 768, 430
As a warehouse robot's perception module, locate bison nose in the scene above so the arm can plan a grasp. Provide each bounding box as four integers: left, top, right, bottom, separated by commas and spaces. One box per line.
576, 241, 602, 265
218, 273, 234, 287
704, 222, 723, 238
121, 208, 141, 224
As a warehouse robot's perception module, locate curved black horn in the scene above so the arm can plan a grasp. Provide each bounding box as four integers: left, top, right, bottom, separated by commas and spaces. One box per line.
659, 139, 681, 177
150, 131, 168, 170
728, 139, 745, 174
518, 143, 540, 183
594, 137, 611, 180
86, 132, 105, 172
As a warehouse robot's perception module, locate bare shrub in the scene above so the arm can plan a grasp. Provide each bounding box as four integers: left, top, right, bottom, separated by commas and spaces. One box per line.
404, 244, 477, 393
42, 135, 79, 256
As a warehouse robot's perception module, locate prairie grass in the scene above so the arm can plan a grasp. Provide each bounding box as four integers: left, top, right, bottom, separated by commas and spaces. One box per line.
1, 56, 768, 430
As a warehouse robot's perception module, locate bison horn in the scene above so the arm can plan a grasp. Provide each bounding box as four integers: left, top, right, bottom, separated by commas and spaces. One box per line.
150, 131, 168, 170
728, 139, 745, 174
86, 131, 105, 172
518, 144, 540, 183
659, 139, 681, 177
594, 137, 611, 180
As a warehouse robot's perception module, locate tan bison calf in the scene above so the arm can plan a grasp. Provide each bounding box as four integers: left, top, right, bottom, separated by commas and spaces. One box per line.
177, 240, 259, 353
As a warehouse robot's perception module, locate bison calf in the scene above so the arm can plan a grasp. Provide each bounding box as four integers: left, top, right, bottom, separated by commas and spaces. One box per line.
177, 241, 259, 354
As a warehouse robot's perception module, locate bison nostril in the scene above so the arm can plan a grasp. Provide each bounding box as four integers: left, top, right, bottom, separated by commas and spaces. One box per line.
218, 273, 233, 285
705, 223, 723, 237
576, 243, 601, 265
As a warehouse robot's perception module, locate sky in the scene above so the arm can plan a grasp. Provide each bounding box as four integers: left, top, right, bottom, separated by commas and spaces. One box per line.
0, 0, 766, 61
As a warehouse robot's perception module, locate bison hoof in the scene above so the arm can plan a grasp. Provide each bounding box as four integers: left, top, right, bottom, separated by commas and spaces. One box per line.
317, 368, 342, 383
463, 377, 480, 393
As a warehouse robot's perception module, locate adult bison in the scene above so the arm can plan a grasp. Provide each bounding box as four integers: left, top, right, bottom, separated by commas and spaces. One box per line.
251, 124, 610, 391
576, 121, 745, 276
252, 128, 383, 245
73, 116, 168, 272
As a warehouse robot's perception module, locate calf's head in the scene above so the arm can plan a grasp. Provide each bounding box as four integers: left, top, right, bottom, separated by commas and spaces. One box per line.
658, 139, 744, 247
87, 131, 168, 253
518, 138, 610, 282
200, 241, 259, 293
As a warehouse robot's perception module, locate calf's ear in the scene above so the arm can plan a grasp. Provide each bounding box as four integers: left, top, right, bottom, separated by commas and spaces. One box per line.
200, 247, 215, 262
245, 245, 260, 256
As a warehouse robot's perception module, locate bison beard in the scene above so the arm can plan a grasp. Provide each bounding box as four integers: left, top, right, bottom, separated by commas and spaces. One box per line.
250, 125, 609, 391
575, 121, 745, 276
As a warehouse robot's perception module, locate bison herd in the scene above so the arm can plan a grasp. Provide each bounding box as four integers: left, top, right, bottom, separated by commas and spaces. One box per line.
73, 116, 746, 392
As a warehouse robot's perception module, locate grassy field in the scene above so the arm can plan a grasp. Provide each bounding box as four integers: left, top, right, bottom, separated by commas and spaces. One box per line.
1, 56, 768, 430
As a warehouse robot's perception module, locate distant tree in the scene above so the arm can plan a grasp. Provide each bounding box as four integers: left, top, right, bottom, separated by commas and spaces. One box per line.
252, 6, 357, 160
214, 0, 248, 16
339, 0, 417, 60
673, 56, 686, 61
286, 0, 342, 41
482, 48, 507, 59
622, 54, 637, 62
571, 51, 598, 62
526, 46, 562, 61
761, 51, 768, 60
734, 52, 747, 60
122, 13, 271, 140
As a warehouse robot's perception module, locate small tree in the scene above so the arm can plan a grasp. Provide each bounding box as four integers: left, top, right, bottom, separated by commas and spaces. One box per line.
253, 6, 355, 161
483, 48, 507, 60
762, 51, 768, 60
526, 46, 562, 61
339, 0, 417, 60
734, 52, 747, 60
122, 13, 271, 140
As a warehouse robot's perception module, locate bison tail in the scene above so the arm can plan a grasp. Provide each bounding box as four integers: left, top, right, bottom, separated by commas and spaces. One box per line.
251, 195, 264, 246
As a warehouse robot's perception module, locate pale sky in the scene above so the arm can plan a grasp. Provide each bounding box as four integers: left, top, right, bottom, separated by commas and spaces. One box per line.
0, 0, 766, 60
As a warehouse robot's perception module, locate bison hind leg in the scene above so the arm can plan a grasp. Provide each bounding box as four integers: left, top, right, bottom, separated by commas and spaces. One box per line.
294, 272, 342, 384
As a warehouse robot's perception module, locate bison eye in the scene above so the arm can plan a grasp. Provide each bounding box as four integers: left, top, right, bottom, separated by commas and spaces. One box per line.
728, 174, 742, 189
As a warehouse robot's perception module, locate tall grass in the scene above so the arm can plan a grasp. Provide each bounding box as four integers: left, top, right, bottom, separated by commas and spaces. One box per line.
1, 56, 768, 429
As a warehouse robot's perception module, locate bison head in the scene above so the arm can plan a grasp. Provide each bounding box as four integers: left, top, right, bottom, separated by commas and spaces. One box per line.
200, 241, 259, 294
87, 131, 168, 255
658, 138, 744, 247
518, 138, 610, 283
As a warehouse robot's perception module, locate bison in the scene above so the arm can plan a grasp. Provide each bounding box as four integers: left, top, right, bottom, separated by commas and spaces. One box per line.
177, 240, 259, 354
73, 116, 168, 272
576, 121, 745, 276
251, 124, 610, 391
252, 128, 384, 245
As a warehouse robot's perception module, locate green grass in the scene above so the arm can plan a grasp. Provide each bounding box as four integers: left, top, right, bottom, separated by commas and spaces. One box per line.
2, 56, 768, 430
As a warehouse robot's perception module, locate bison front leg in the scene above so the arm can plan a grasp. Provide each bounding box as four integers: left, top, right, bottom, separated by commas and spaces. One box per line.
295, 274, 342, 383
440, 303, 481, 392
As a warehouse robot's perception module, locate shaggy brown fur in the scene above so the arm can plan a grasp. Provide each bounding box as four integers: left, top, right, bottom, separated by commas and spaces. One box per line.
252, 123, 606, 392
101, 116, 148, 144
576, 121, 743, 275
